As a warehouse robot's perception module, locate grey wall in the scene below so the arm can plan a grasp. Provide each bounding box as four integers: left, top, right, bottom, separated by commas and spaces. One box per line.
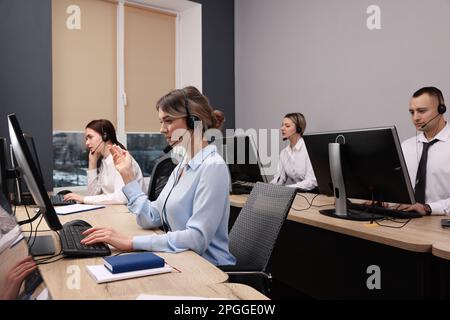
0, 0, 53, 190
235, 0, 450, 142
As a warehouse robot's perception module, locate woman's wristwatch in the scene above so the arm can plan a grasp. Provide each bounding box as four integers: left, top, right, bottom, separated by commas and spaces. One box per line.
423, 204, 432, 216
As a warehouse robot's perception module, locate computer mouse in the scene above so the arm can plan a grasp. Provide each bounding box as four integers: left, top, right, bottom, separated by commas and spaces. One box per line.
57, 190, 72, 196
63, 219, 92, 228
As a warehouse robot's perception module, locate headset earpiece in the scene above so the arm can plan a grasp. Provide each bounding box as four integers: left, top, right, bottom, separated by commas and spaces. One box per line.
295, 113, 304, 135
102, 126, 108, 142
438, 104, 447, 114
181, 89, 199, 130
186, 116, 197, 130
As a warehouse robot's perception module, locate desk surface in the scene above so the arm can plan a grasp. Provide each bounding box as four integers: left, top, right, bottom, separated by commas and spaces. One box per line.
230, 193, 450, 253
12, 205, 240, 299
119, 283, 269, 300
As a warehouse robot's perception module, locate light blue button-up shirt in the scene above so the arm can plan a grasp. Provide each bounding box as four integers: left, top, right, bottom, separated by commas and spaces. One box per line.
122, 144, 236, 266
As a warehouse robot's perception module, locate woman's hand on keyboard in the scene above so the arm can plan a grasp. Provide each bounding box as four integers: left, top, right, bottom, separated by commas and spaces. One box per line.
81, 227, 133, 251
63, 193, 84, 203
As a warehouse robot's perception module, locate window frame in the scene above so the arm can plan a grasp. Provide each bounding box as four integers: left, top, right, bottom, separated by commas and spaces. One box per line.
52, 0, 202, 190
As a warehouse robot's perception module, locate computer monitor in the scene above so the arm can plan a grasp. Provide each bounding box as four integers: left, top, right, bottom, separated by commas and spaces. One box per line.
8, 114, 62, 232
303, 126, 415, 220
214, 135, 268, 184
8, 133, 48, 206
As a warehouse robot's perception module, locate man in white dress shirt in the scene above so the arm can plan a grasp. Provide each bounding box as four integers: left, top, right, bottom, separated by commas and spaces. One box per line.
271, 113, 317, 190
400, 87, 450, 215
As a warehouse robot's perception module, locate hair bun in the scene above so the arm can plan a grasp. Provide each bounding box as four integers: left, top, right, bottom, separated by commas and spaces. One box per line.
212, 110, 225, 129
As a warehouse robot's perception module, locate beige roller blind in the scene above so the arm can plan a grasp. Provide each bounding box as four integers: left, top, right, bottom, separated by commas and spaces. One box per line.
124, 5, 176, 133
52, 0, 117, 131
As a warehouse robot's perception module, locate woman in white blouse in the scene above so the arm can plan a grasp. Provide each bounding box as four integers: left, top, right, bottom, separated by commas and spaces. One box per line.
63, 119, 145, 204
270, 113, 318, 191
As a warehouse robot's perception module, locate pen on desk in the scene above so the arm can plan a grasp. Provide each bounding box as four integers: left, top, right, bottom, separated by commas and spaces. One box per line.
169, 264, 181, 273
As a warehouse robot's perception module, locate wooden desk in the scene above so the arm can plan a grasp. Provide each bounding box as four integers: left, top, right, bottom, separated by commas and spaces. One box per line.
431, 240, 450, 299
119, 283, 269, 300
14, 205, 230, 299
230, 193, 449, 299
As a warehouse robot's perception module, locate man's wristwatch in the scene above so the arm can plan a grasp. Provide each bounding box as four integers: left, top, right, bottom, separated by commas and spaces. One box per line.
423, 204, 432, 216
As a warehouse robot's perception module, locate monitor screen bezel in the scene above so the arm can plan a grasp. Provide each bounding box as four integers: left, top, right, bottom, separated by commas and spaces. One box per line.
303, 126, 415, 204
7, 114, 62, 230
217, 134, 268, 184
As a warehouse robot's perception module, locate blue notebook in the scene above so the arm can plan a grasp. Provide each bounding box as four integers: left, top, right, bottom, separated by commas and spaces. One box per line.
103, 252, 165, 274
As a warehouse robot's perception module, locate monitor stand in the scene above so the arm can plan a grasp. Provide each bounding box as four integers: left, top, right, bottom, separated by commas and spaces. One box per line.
321, 142, 383, 221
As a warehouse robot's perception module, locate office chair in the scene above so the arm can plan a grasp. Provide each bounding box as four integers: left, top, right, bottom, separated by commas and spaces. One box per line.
219, 182, 297, 295
148, 156, 178, 201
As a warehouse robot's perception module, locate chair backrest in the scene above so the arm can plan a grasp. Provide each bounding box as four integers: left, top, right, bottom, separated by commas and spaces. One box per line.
228, 182, 296, 272
148, 156, 178, 201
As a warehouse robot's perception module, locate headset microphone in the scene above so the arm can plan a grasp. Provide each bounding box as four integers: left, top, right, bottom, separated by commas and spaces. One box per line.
163, 134, 186, 154
90, 141, 104, 155
420, 114, 440, 129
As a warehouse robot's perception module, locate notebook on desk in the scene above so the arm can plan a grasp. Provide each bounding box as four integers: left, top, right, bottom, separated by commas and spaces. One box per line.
103, 252, 165, 274
86, 264, 173, 284
55, 204, 105, 215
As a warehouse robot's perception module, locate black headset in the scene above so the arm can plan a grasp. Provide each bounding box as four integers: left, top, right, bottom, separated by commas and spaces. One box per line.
431, 87, 447, 114
293, 113, 304, 135
101, 126, 109, 142
180, 89, 200, 130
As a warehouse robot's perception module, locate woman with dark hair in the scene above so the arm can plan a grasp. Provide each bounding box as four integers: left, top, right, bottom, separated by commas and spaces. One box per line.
271, 113, 317, 190
80, 87, 235, 267
63, 119, 145, 204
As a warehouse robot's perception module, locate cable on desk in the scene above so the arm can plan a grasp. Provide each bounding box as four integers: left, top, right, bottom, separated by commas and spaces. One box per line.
35, 255, 65, 265
291, 193, 336, 211
28, 214, 44, 251
24, 205, 34, 247
373, 217, 411, 228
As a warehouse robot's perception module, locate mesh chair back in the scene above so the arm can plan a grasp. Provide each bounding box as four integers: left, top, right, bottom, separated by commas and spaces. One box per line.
148, 156, 177, 201
228, 182, 296, 272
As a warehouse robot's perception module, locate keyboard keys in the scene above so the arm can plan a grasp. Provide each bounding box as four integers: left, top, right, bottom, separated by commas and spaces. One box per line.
59, 225, 111, 257
50, 194, 76, 206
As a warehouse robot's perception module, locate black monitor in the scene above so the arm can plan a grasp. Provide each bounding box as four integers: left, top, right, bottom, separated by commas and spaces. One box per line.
303, 126, 415, 220
9, 133, 48, 206
214, 135, 268, 184
8, 114, 63, 233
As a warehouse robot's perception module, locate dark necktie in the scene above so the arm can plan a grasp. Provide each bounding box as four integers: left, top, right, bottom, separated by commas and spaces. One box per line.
414, 139, 439, 203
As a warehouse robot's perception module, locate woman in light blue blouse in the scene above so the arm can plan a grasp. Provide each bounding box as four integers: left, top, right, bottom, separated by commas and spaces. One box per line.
81, 86, 236, 266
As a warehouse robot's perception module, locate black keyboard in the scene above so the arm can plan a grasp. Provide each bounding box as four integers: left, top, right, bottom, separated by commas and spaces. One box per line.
231, 182, 254, 195
348, 202, 422, 219
50, 194, 76, 206
59, 225, 111, 257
